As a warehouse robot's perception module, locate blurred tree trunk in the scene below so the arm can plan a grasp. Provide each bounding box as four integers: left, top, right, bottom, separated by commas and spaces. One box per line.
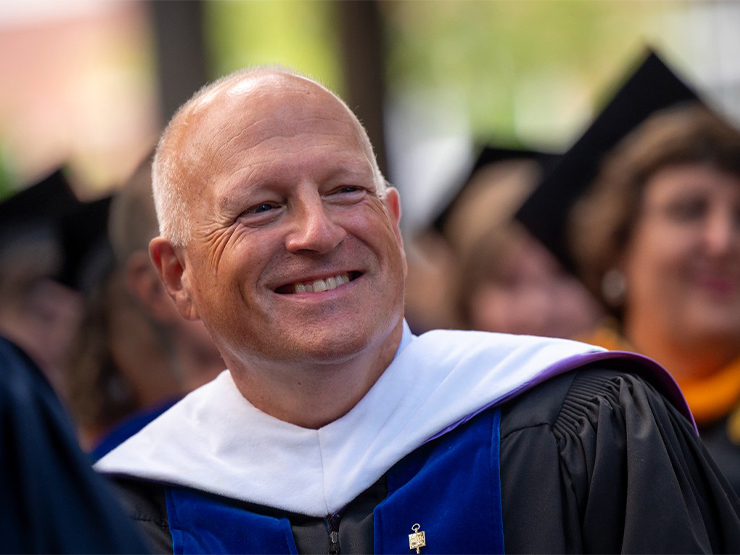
147, 0, 389, 181
336, 0, 389, 180
148, 0, 210, 125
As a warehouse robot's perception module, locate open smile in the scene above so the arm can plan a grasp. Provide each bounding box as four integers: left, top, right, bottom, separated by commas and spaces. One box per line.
274, 272, 362, 294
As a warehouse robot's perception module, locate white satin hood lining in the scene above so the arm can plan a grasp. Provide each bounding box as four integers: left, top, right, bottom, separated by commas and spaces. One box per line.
96, 322, 601, 517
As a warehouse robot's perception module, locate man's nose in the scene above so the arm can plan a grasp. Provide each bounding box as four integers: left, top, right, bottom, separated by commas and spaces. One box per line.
285, 197, 347, 254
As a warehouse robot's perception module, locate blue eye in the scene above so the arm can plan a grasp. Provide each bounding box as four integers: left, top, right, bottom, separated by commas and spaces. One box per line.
238, 201, 282, 224
326, 186, 367, 204
253, 203, 275, 213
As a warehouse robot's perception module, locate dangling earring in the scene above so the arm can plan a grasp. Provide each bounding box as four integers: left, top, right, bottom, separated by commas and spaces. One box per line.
601, 269, 626, 307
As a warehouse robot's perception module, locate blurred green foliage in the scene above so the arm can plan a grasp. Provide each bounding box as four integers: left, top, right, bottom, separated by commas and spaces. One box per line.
205, 0, 344, 95
382, 0, 680, 147
206, 0, 687, 148
0, 144, 14, 201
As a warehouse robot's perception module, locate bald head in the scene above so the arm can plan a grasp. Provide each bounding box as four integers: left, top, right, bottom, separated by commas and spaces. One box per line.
152, 68, 385, 247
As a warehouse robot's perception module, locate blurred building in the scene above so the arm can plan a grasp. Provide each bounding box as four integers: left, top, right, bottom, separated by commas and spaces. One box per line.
0, 0, 158, 193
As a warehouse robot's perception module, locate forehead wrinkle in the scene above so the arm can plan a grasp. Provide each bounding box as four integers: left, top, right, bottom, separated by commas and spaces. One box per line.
223, 111, 359, 151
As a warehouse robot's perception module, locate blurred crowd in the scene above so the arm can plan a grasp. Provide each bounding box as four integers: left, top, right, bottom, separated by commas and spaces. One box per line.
405, 50, 740, 494
3, 47, 740, 544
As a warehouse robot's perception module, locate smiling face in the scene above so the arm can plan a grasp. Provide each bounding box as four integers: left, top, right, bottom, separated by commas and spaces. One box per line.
466, 230, 602, 339
622, 164, 740, 356
158, 73, 407, 373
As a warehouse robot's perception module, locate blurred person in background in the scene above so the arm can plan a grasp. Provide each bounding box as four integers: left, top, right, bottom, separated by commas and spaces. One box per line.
518, 49, 740, 494
67, 152, 224, 458
0, 172, 149, 553
405, 147, 602, 338
0, 170, 98, 394
446, 154, 603, 337
570, 103, 740, 494
401, 230, 458, 333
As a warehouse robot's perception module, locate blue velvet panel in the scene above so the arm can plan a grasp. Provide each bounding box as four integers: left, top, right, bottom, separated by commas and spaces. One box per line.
164, 408, 503, 554
166, 487, 298, 554
375, 409, 504, 554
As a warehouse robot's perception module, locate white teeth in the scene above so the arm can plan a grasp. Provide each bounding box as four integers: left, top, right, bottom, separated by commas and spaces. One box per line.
313, 279, 327, 293
292, 273, 350, 294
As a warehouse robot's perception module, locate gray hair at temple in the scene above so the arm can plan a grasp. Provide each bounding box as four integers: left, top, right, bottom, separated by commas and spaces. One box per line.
151, 66, 387, 247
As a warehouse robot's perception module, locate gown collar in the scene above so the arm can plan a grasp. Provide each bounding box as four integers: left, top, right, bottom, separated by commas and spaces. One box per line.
97, 322, 618, 516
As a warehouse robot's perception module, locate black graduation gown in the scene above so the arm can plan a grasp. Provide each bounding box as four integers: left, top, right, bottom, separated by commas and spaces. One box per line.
0, 336, 149, 554
699, 416, 740, 497
111, 361, 740, 554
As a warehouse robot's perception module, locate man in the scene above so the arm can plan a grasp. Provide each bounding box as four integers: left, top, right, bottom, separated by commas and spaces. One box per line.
67, 154, 224, 457
97, 68, 740, 553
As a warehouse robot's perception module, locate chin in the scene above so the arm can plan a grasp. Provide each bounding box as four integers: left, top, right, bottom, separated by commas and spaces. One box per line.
680, 317, 740, 348
287, 338, 377, 367
302, 315, 402, 362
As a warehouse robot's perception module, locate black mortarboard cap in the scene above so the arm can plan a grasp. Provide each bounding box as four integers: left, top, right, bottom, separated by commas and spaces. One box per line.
431, 144, 560, 235
56, 196, 114, 292
0, 169, 80, 245
0, 169, 114, 292
515, 48, 700, 272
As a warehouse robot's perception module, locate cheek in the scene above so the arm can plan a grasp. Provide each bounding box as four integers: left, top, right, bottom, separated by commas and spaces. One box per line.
185, 248, 244, 323
625, 224, 683, 281
623, 227, 697, 319
383, 223, 407, 276
348, 206, 405, 266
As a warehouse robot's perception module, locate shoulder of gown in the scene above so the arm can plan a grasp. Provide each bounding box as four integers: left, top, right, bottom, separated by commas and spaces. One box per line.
499, 358, 740, 553
109, 358, 740, 554
112, 477, 172, 553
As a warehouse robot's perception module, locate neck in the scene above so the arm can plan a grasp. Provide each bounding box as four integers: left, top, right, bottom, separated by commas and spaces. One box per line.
228, 321, 404, 429
624, 316, 739, 383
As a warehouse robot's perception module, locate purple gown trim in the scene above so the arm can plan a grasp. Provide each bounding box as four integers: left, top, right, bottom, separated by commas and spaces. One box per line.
424, 350, 696, 445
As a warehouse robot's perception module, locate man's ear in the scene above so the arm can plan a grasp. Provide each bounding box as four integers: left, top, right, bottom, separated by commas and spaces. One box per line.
383, 187, 408, 277
149, 237, 200, 320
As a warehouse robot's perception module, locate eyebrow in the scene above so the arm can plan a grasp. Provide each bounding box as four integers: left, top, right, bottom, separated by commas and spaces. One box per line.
214, 144, 377, 204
